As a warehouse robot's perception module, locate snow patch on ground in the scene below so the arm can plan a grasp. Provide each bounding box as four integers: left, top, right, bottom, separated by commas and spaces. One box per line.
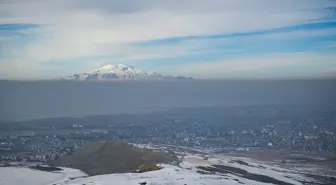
60, 164, 269, 185
179, 155, 211, 169
0, 153, 321, 185
178, 154, 314, 185
0, 167, 63, 185
0, 166, 86, 185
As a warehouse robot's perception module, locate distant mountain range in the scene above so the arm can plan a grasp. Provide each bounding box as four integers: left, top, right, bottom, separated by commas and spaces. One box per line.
64, 64, 194, 80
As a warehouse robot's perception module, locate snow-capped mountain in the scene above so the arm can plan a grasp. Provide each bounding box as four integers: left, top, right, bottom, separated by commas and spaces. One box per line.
64, 64, 193, 80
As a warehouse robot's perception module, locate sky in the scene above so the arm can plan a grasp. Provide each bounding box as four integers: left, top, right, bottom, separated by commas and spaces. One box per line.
0, 0, 335, 79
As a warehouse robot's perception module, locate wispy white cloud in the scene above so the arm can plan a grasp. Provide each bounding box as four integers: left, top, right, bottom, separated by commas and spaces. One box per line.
257, 28, 336, 39
0, 0, 335, 79
170, 52, 336, 79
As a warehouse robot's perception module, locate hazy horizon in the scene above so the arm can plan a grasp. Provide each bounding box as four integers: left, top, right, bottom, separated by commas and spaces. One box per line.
1, 79, 335, 121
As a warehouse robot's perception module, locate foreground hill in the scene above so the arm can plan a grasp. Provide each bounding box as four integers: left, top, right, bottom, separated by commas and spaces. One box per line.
53, 141, 176, 175
2, 150, 335, 185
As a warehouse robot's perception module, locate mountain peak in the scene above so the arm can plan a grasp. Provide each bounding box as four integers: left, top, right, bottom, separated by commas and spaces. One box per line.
64, 64, 194, 81
92, 64, 135, 73
96, 63, 132, 70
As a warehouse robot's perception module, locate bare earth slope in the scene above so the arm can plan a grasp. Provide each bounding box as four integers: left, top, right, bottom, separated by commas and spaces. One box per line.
54, 141, 175, 175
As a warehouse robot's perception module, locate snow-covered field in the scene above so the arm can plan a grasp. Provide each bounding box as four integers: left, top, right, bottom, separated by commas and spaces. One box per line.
180, 155, 313, 185
0, 166, 86, 185
0, 152, 332, 185
60, 164, 274, 185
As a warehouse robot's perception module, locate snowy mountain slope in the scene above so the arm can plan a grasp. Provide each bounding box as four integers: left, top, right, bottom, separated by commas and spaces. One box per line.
64, 64, 194, 80
60, 164, 272, 185
1, 153, 330, 185
1, 164, 267, 185
59, 154, 326, 185
2, 143, 332, 185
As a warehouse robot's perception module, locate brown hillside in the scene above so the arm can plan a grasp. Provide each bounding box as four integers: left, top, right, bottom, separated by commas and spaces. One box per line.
54, 141, 175, 175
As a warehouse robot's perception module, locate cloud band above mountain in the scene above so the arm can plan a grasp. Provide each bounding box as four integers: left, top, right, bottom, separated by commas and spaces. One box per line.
0, 0, 335, 79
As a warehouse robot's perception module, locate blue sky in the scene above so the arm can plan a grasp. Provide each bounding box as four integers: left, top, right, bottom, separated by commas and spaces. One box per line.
0, 0, 335, 79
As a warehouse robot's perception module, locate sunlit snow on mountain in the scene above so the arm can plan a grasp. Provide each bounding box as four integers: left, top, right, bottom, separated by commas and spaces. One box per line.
64, 64, 194, 80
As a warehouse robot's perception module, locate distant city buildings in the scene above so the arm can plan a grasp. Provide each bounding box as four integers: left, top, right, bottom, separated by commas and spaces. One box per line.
1, 106, 335, 162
